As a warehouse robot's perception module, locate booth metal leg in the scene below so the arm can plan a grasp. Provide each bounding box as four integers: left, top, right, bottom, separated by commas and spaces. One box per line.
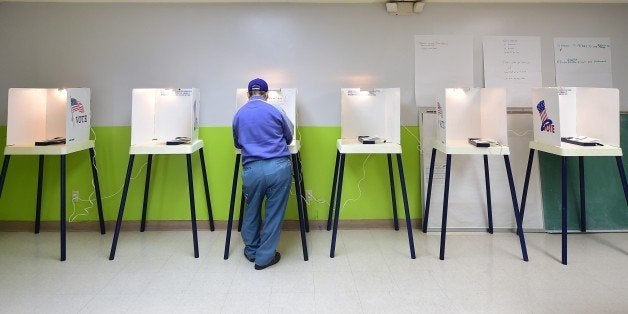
422, 148, 436, 233
327, 151, 340, 231
504, 155, 529, 262
35, 156, 44, 234
223, 155, 241, 260
561, 156, 568, 265
60, 156, 67, 261
330, 153, 346, 258
292, 154, 309, 261
387, 154, 399, 231
109, 155, 135, 260
237, 192, 244, 232
89, 148, 106, 235
483, 155, 493, 234
579, 157, 586, 232
0, 155, 11, 198
397, 154, 416, 259
199, 148, 215, 231
140, 155, 153, 232
520, 149, 535, 221
186, 154, 199, 258
615, 156, 628, 206
296, 153, 309, 233
439, 154, 452, 260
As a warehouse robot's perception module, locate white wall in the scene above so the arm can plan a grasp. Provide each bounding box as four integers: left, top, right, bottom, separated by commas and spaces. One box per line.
1, 2, 627, 126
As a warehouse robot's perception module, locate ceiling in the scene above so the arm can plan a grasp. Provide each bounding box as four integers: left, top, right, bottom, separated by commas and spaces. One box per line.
2, 0, 628, 3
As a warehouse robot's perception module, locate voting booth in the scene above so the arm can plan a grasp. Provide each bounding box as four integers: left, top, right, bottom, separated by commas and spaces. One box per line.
329, 87, 416, 260
531, 87, 620, 147
422, 87, 529, 262
340, 88, 400, 144
437, 88, 508, 147
109, 87, 214, 261
2, 88, 102, 262
236, 88, 297, 139
7, 88, 91, 146
523, 87, 625, 265
131, 88, 200, 146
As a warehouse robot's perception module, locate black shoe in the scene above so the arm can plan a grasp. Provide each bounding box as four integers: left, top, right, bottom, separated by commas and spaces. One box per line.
244, 252, 255, 263
254, 252, 281, 270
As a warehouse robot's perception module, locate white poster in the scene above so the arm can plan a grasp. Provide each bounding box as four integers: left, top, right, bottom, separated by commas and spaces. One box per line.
415, 35, 474, 107
483, 36, 542, 108
554, 37, 612, 87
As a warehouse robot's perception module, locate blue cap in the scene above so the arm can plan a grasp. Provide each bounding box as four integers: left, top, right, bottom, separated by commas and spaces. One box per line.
248, 78, 268, 92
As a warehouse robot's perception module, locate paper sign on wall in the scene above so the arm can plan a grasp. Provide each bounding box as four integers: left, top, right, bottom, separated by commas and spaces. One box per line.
554, 37, 612, 87
483, 36, 542, 108
415, 35, 474, 107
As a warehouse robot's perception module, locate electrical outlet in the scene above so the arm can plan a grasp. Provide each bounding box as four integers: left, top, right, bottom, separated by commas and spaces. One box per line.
72, 191, 79, 201
305, 190, 313, 202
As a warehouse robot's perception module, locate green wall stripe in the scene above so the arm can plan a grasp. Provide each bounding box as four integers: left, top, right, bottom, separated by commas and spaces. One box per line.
0, 126, 422, 222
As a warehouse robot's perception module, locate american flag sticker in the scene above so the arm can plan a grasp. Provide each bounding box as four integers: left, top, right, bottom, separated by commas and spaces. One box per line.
70, 97, 88, 125
71, 98, 85, 114
536, 100, 555, 133
437, 101, 445, 130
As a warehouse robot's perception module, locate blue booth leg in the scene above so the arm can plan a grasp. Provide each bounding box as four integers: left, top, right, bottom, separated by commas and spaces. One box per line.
296, 153, 310, 233
387, 154, 399, 231
109, 155, 136, 260
504, 155, 529, 262
199, 148, 215, 231
327, 151, 341, 231
615, 156, 628, 205
186, 154, 199, 258
291, 154, 309, 261
0, 155, 11, 198
483, 155, 493, 234
579, 157, 586, 232
520, 149, 535, 221
396, 154, 416, 259
439, 154, 452, 260
140, 155, 153, 232
35, 156, 44, 234
223, 155, 241, 260
330, 153, 346, 258
60, 156, 67, 261
237, 192, 244, 232
88, 148, 106, 235
422, 148, 436, 233
561, 156, 568, 265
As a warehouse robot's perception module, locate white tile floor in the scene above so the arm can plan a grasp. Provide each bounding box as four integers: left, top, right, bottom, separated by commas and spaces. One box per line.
0, 228, 627, 313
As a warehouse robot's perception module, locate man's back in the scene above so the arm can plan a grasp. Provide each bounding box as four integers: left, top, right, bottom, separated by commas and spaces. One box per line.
233, 96, 293, 165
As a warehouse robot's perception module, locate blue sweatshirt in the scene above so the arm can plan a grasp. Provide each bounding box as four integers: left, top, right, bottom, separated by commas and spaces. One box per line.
233, 96, 294, 165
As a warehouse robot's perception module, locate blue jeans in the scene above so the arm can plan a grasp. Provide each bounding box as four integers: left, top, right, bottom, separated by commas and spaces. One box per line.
241, 156, 292, 266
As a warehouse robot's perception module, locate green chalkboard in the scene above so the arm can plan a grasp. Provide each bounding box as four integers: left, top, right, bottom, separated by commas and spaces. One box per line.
539, 114, 628, 231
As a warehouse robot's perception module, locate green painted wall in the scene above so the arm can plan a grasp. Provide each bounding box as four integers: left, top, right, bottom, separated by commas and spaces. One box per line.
0, 126, 422, 223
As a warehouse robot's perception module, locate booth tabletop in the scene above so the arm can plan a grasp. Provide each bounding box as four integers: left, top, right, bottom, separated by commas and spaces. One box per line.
529, 141, 622, 157
4, 140, 95, 156
336, 139, 402, 154
129, 139, 204, 155
432, 139, 511, 155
